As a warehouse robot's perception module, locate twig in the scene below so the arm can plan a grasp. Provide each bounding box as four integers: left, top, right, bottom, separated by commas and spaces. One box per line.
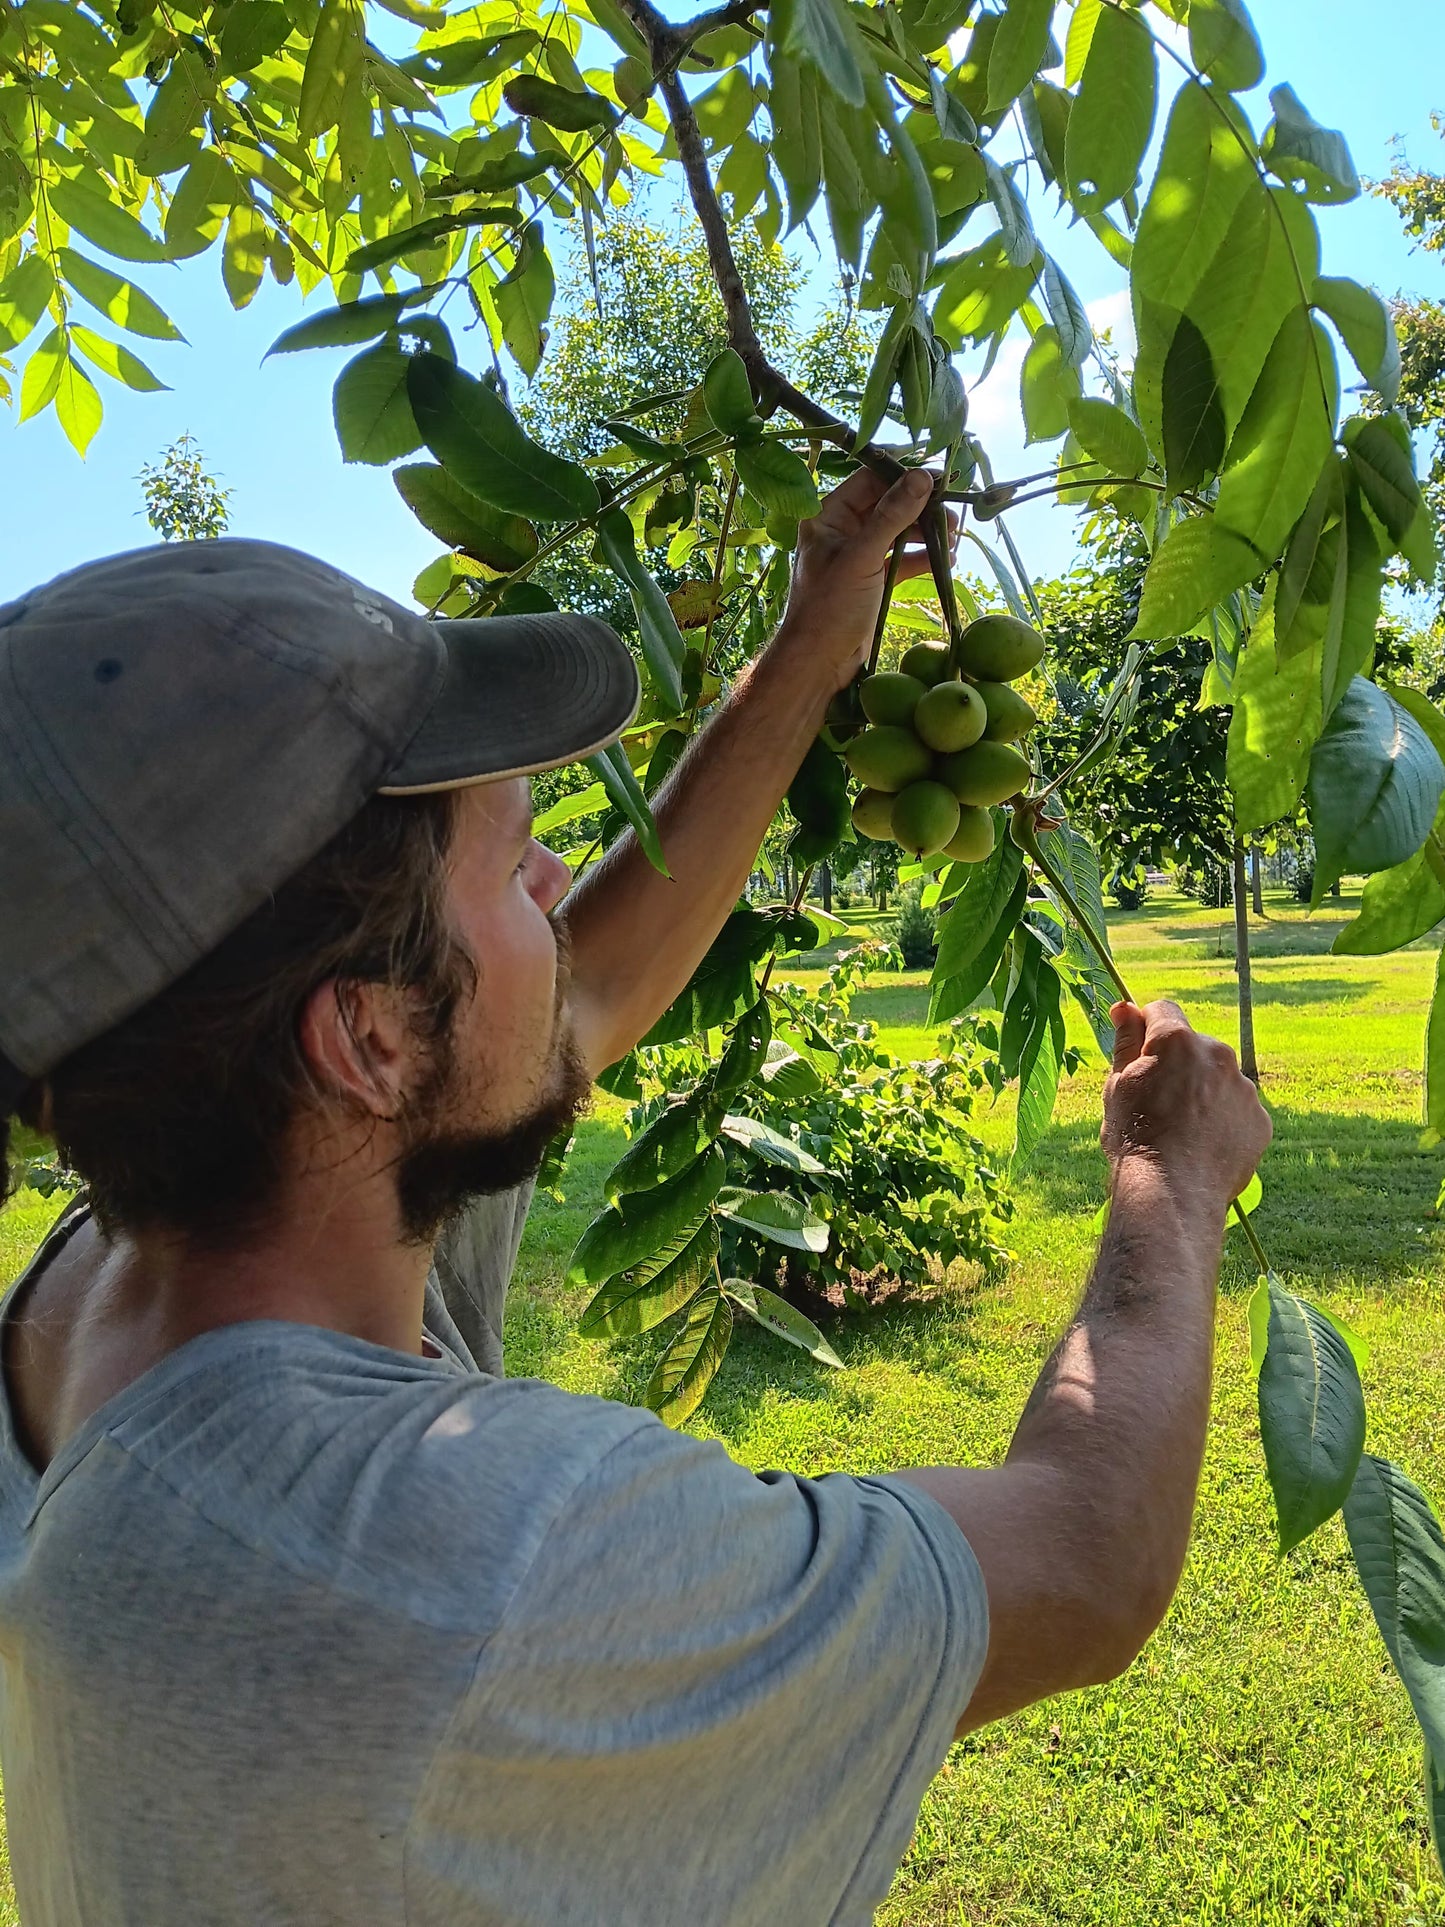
868, 538, 906, 674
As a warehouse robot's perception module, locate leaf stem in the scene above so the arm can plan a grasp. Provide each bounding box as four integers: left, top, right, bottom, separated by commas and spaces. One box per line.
868, 537, 907, 675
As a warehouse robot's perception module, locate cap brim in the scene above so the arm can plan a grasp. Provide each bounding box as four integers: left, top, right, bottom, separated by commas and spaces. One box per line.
377, 611, 640, 795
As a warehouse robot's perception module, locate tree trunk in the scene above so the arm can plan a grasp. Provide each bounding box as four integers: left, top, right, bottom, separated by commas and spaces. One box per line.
1232, 841, 1259, 1083
1251, 844, 1263, 916
819, 862, 832, 915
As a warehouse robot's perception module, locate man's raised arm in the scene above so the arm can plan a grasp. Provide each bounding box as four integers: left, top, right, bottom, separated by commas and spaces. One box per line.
896, 1001, 1272, 1733
563, 467, 936, 1076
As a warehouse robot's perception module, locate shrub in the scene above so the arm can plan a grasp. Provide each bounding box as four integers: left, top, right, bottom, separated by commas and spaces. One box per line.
1175, 861, 1230, 907
1107, 866, 1148, 910
894, 880, 937, 968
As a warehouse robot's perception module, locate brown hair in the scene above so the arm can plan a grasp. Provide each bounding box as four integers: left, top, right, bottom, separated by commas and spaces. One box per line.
4, 792, 470, 1242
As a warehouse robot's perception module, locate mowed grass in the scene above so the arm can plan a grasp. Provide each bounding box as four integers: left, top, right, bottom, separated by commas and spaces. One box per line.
1, 887, 1443, 1923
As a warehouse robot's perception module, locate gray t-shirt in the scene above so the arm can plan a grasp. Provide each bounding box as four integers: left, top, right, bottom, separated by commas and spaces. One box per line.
0, 1198, 988, 1925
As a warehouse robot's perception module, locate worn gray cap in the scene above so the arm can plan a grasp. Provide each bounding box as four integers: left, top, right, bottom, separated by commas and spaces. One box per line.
0, 538, 640, 1105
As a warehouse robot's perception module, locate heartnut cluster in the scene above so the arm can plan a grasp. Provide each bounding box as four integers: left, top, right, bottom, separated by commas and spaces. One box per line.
841, 614, 1044, 861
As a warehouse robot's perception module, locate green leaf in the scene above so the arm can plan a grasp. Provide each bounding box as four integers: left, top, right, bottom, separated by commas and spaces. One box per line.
607, 1094, 723, 1204
1428, 1750, 1445, 1880
1036, 816, 1119, 1057
758, 1048, 824, 1099
786, 735, 851, 866
1065, 1, 1156, 213
49, 176, 169, 264
69, 323, 167, 392
1343, 1455, 1445, 1766
1312, 277, 1401, 406
1345, 415, 1438, 582
1215, 306, 1337, 564
532, 781, 608, 836
135, 49, 211, 177
1187, 0, 1263, 92
494, 221, 554, 380
398, 29, 539, 88
930, 836, 1027, 1021
164, 150, 236, 261
580, 1218, 720, 1339
1426, 947, 1445, 1147
1335, 687, 1445, 956
1307, 678, 1445, 904
987, 0, 1055, 113
589, 742, 669, 877
773, 0, 867, 108
723, 1278, 843, 1367
718, 1187, 829, 1253
1320, 487, 1384, 720
18, 325, 65, 422
1132, 82, 1256, 315
1020, 325, 1079, 445
855, 304, 911, 447
1262, 83, 1360, 205
1128, 516, 1259, 639
982, 153, 1036, 270
1066, 397, 1147, 477
408, 354, 601, 522
713, 997, 774, 1100
1275, 458, 1345, 661
1254, 1273, 1366, 1552
218, 0, 293, 72
693, 68, 758, 151
1236, 1170, 1264, 1219
268, 290, 430, 356
1161, 314, 1226, 494
332, 340, 421, 466
0, 253, 56, 351
596, 510, 686, 713
1014, 959, 1063, 1167
299, 0, 365, 140
733, 435, 819, 519
221, 201, 268, 310
1041, 257, 1092, 367
643, 1283, 732, 1426
719, 1115, 827, 1176
343, 215, 473, 277
392, 464, 537, 572
568, 1144, 727, 1286
702, 347, 758, 435
57, 249, 182, 342
53, 351, 102, 456
768, 53, 823, 231
933, 235, 1039, 350
502, 74, 619, 133
1228, 584, 1323, 832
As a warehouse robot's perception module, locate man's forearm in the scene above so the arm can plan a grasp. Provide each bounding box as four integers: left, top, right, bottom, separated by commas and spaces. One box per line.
1007, 1154, 1224, 1629
564, 627, 833, 1072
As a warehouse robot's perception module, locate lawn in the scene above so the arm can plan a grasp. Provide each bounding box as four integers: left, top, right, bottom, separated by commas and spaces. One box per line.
2, 885, 1444, 1924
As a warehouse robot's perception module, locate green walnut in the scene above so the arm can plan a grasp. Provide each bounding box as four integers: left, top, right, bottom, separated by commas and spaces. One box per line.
943, 806, 995, 863
898, 641, 951, 686
935, 739, 1031, 807
955, 614, 1046, 683
890, 780, 961, 858
914, 680, 987, 754
843, 725, 932, 793
976, 681, 1038, 743
859, 671, 927, 728
851, 788, 897, 841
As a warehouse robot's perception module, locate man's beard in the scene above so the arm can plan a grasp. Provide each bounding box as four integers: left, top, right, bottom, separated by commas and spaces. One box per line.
392, 924, 591, 1245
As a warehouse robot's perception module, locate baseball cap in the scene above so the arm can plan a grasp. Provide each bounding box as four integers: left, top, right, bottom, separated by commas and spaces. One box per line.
0, 538, 640, 1109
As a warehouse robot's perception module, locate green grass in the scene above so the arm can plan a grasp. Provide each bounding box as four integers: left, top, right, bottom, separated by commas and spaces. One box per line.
3, 884, 1445, 1924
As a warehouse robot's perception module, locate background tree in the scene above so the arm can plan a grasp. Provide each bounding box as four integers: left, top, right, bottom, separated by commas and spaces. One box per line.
136, 432, 231, 541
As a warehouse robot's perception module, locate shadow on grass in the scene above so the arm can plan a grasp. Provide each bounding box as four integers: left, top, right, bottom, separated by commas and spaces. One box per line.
1188, 974, 1386, 1006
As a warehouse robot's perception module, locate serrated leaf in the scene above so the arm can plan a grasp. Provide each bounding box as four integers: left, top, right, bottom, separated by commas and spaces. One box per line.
221, 201, 268, 310
1275, 458, 1345, 660
268, 290, 428, 356
773, 0, 867, 108
18, 326, 65, 423
1255, 1273, 1366, 1553
643, 1283, 732, 1425
218, 0, 293, 72
1343, 1455, 1445, 1767
702, 346, 757, 435
934, 233, 1039, 350
588, 742, 669, 877
1307, 678, 1445, 903
1345, 415, 1437, 581
53, 351, 102, 456
164, 149, 236, 261
57, 249, 182, 342
718, 1187, 829, 1253
1188, 0, 1263, 92
930, 838, 1027, 1022
332, 340, 421, 466
1065, 1, 1156, 213
70, 324, 167, 393
1020, 325, 1078, 445
1228, 583, 1322, 831
1262, 83, 1360, 205
49, 176, 169, 264
1335, 687, 1445, 956
1313, 277, 1401, 406
393, 464, 537, 571
299, 0, 365, 140
1162, 313, 1226, 495
723, 1278, 843, 1367
1042, 257, 1091, 367
987, 0, 1055, 113
733, 435, 819, 519
408, 354, 601, 522
0, 253, 55, 351
713, 997, 774, 1100
768, 53, 823, 231
1067, 397, 1147, 477
982, 153, 1036, 270
1129, 516, 1259, 639
568, 1144, 726, 1286
580, 1218, 721, 1339
720, 1115, 826, 1175
596, 510, 686, 714
607, 1095, 724, 1205
1014, 959, 1063, 1167
494, 221, 554, 379
1215, 306, 1337, 564
758, 1049, 824, 1099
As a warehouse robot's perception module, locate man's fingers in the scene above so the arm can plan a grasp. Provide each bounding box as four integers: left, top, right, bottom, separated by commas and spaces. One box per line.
869, 468, 935, 545
1140, 999, 1191, 1050
891, 538, 937, 582
1110, 1002, 1147, 1070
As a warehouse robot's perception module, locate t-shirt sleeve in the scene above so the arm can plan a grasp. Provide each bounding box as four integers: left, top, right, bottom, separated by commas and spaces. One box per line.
419, 1418, 988, 1926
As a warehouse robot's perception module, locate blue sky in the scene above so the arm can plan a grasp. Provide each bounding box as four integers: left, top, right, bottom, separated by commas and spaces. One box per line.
2, 0, 1441, 607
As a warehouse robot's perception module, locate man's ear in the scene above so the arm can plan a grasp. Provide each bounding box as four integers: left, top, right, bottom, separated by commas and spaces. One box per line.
298, 978, 415, 1120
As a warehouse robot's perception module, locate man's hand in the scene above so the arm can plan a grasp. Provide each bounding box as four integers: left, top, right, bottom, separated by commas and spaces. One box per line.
773, 466, 940, 691
1102, 1000, 1272, 1213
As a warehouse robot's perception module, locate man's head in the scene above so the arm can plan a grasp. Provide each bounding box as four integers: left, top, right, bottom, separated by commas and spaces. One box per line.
0, 539, 638, 1246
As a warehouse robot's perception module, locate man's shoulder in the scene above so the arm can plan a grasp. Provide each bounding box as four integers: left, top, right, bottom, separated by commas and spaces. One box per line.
85, 1325, 655, 1634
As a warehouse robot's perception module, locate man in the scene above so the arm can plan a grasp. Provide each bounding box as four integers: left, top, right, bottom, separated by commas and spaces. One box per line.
0, 468, 1269, 1925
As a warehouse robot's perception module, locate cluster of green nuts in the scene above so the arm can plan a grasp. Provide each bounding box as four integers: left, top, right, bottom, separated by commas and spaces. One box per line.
838, 613, 1045, 862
